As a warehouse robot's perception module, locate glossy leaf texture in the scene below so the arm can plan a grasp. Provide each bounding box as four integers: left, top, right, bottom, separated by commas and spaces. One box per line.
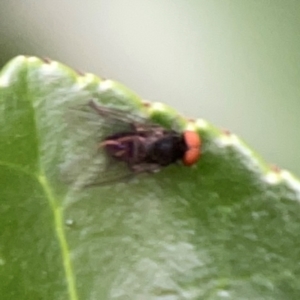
1, 56, 300, 300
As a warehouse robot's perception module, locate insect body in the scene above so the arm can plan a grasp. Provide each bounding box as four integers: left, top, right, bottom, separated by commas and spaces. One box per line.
89, 99, 201, 177
66, 100, 201, 187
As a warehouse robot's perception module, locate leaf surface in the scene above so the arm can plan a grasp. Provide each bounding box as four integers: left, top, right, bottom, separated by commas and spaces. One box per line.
1, 56, 300, 300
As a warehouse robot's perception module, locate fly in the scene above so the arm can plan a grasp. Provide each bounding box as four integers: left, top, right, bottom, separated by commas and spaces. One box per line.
65, 99, 201, 187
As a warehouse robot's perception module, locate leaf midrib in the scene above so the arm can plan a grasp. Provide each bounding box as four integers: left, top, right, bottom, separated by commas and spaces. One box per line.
38, 174, 78, 300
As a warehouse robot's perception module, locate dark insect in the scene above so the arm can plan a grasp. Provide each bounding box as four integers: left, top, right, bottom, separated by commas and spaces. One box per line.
65, 99, 201, 187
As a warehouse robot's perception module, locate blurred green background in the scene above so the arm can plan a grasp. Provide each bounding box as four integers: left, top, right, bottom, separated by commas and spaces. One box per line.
1, 0, 299, 175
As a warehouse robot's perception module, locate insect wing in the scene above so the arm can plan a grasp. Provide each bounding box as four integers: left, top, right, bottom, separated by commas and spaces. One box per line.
62, 100, 156, 187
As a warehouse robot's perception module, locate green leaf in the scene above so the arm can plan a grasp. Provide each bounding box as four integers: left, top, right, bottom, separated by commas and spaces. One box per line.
1, 56, 300, 300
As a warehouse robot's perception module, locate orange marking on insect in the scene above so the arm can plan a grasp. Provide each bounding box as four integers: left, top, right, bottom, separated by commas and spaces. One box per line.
182, 130, 201, 166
